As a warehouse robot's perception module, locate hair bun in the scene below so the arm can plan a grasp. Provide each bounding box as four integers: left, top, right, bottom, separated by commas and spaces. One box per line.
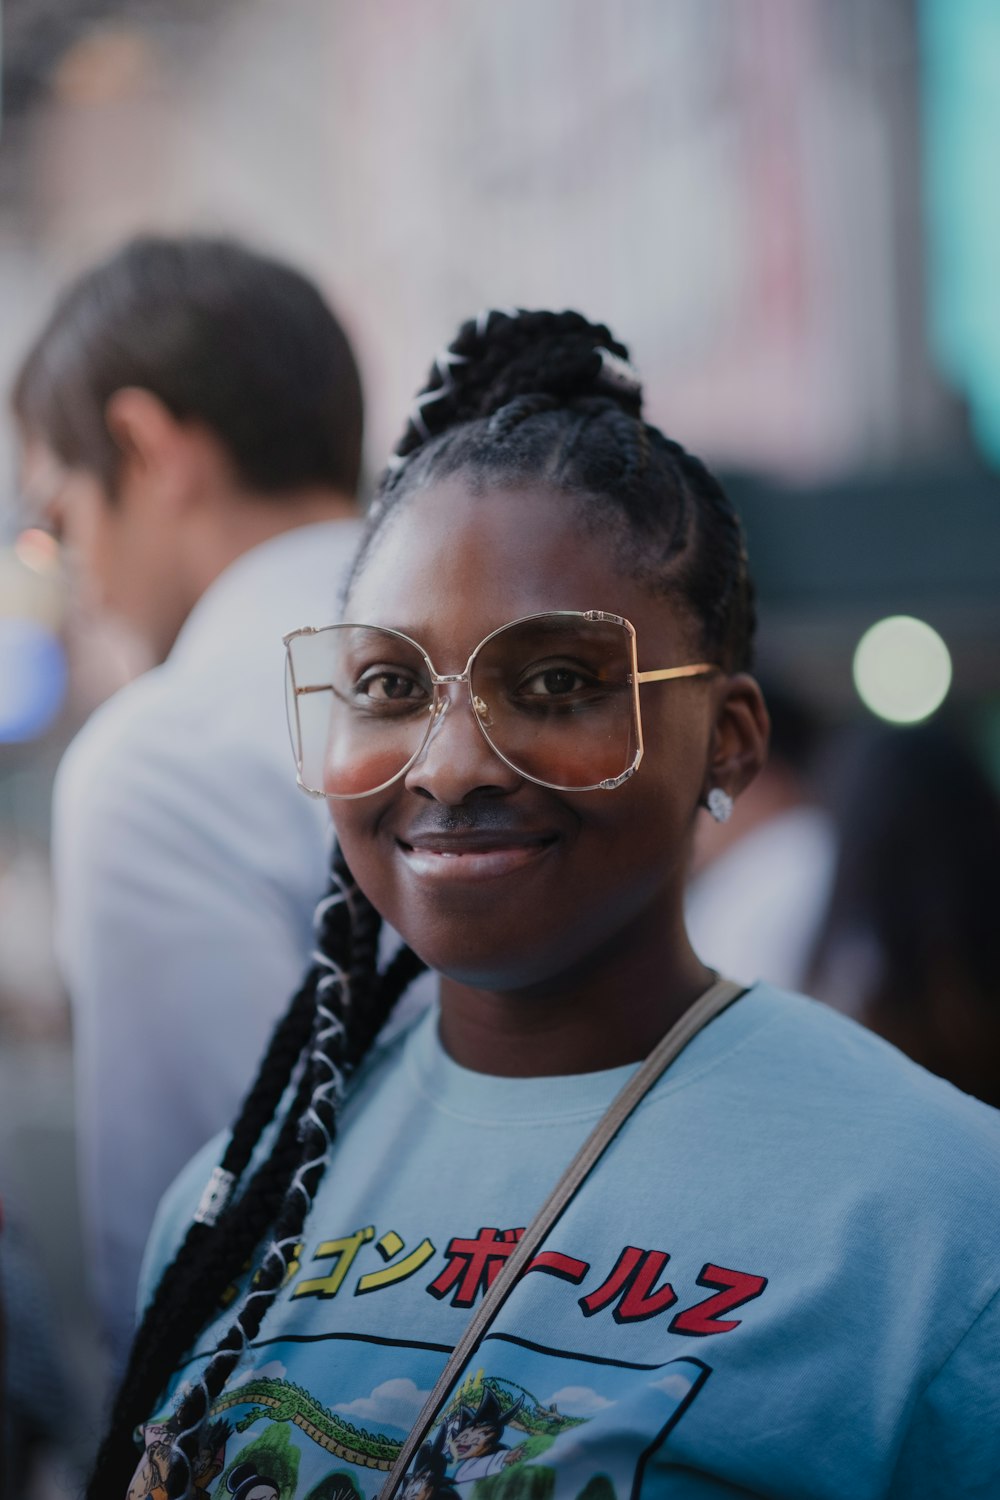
461, 308, 643, 419
390, 308, 643, 467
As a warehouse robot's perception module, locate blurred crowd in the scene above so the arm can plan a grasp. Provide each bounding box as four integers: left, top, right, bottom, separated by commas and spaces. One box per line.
0, 5, 998, 1496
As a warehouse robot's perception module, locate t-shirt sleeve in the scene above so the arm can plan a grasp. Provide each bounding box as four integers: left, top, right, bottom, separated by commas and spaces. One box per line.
888, 1284, 1000, 1498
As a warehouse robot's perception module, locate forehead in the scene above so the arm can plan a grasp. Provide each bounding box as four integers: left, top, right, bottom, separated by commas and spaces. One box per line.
347, 477, 691, 660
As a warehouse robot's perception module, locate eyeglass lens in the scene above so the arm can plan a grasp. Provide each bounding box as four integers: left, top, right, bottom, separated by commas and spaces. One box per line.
285, 616, 638, 797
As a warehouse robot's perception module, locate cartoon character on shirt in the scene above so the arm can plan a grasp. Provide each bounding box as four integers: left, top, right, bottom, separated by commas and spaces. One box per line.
226, 1459, 282, 1500
125, 1415, 230, 1500
443, 1389, 527, 1484
400, 1428, 461, 1500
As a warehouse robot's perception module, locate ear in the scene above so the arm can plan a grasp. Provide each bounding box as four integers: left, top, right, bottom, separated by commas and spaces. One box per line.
703, 673, 770, 807
104, 387, 198, 511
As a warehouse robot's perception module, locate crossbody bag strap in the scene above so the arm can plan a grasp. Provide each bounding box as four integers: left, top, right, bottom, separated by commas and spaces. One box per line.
378, 974, 745, 1499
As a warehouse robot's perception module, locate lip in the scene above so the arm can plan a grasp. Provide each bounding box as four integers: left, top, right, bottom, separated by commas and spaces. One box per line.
396, 829, 558, 881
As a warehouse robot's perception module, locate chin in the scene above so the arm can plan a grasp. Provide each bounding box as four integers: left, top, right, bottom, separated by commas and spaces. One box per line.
405, 923, 586, 995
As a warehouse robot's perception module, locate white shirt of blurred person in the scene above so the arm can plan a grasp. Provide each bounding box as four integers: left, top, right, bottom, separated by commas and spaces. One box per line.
12, 237, 378, 1372
685, 686, 836, 993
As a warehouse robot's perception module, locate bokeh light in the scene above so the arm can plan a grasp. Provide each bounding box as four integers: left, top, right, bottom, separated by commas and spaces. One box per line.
852, 615, 953, 724
0, 618, 68, 743
14, 528, 61, 577
0, 541, 66, 634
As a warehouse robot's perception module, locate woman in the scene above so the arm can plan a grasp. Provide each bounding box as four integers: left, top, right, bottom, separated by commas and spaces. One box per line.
97, 311, 999, 1500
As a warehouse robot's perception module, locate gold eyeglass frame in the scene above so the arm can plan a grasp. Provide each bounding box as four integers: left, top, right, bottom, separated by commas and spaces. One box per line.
283, 609, 718, 799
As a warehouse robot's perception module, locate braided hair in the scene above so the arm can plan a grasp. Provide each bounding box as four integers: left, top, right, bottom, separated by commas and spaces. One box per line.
93, 309, 754, 1499
355, 307, 755, 672
86, 845, 425, 1499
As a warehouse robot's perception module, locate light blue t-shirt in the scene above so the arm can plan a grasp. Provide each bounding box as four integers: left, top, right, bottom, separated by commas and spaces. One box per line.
134, 985, 1000, 1499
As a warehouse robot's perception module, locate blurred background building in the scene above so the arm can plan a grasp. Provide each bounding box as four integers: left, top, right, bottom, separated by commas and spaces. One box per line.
0, 1, 998, 1493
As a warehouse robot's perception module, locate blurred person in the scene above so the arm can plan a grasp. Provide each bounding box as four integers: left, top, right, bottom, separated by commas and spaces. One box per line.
808, 721, 1000, 1108
685, 681, 836, 989
78, 309, 999, 1500
0, 1199, 78, 1496
10, 235, 365, 1372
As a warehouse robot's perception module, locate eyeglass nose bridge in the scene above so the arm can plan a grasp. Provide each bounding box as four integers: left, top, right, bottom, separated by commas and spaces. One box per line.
426, 665, 493, 723
426, 669, 493, 720
411, 675, 498, 779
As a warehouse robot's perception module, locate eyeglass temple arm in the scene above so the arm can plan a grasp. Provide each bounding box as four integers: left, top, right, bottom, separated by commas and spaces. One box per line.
634, 663, 718, 684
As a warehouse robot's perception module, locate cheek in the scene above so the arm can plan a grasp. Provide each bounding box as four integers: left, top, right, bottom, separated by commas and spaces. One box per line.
638, 695, 711, 803
80, 493, 130, 590
323, 732, 420, 798
330, 800, 395, 898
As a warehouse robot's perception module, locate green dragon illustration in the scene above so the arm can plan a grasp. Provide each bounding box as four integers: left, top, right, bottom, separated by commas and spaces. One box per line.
210, 1373, 584, 1472
212, 1378, 400, 1470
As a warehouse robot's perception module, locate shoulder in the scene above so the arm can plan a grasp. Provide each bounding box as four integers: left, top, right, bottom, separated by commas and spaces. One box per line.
725, 982, 1000, 1126
750, 982, 996, 1107
56, 667, 173, 794
52, 669, 191, 859
692, 982, 1000, 1216
138, 1132, 228, 1314
53, 651, 326, 876
140, 1010, 427, 1309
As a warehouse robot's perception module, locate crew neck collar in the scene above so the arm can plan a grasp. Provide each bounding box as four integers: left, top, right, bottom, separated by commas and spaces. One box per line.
397, 983, 764, 1129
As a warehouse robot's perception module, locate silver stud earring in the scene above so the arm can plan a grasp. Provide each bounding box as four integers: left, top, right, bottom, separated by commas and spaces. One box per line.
706, 787, 733, 823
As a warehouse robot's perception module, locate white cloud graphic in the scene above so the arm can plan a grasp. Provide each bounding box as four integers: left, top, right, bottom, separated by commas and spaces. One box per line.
231, 1360, 287, 1389
545, 1385, 614, 1418
651, 1371, 694, 1401
335, 1377, 431, 1431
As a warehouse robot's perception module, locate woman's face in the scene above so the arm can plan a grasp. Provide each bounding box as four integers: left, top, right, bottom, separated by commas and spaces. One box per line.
332, 477, 725, 992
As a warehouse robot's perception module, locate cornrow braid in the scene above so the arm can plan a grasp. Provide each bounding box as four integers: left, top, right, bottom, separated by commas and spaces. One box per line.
87, 845, 425, 1500
357, 308, 756, 673
655, 434, 756, 670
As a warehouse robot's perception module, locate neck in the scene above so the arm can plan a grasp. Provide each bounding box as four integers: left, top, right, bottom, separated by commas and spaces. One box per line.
437, 907, 714, 1077
187, 486, 358, 600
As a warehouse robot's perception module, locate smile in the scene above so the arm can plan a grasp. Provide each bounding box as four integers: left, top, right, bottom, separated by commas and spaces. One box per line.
396, 831, 557, 881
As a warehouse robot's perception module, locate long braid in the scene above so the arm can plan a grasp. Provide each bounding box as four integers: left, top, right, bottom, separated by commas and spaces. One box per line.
161, 846, 415, 1497
89, 845, 423, 1499
86, 991, 317, 1499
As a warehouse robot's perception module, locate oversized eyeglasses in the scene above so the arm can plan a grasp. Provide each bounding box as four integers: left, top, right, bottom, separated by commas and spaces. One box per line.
283, 610, 717, 799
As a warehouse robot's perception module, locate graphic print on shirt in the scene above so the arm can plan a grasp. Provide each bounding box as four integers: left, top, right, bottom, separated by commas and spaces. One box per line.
125, 1412, 231, 1499
130, 1221, 766, 1500
137, 1354, 711, 1500
404, 1354, 713, 1500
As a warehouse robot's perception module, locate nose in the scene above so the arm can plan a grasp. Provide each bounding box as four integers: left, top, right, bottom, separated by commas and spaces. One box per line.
403, 684, 522, 804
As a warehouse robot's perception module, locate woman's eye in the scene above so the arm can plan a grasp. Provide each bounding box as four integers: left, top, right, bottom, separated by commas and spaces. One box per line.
355, 668, 424, 702
520, 665, 591, 697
